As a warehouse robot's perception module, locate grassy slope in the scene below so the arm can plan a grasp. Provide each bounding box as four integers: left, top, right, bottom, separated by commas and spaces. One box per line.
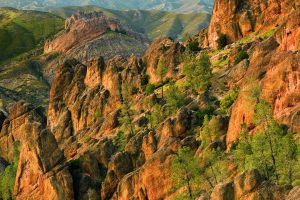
0, 7, 64, 62
0, 8, 64, 106
50, 5, 210, 40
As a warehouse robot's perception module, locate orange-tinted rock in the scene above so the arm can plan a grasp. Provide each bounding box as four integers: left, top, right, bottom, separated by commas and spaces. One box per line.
210, 170, 290, 200
0, 101, 45, 161
227, 15, 300, 146
14, 122, 73, 200
286, 186, 300, 200
113, 139, 180, 200
45, 11, 147, 54
143, 38, 184, 83
208, 0, 296, 48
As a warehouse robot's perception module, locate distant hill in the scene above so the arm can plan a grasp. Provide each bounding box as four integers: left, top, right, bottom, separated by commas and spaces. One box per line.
0, 0, 214, 13
0, 7, 64, 62
50, 6, 211, 40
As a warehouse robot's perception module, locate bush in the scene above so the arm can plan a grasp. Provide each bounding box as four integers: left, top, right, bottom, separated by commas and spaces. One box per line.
220, 87, 239, 115
130, 86, 139, 95
186, 40, 200, 52
183, 53, 212, 92
68, 157, 84, 170
234, 51, 249, 65
145, 84, 155, 95
292, 179, 300, 187
165, 83, 186, 115
113, 131, 127, 152
141, 74, 149, 87
216, 34, 228, 49
0, 141, 20, 200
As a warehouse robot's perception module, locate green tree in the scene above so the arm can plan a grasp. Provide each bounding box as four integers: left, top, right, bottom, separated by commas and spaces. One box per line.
145, 83, 155, 95
171, 147, 201, 200
234, 50, 249, 65
113, 131, 127, 152
233, 99, 300, 184
200, 115, 225, 149
220, 87, 239, 115
120, 83, 135, 135
147, 104, 166, 128
183, 53, 212, 93
200, 147, 229, 189
165, 83, 186, 115
0, 141, 20, 200
155, 57, 168, 98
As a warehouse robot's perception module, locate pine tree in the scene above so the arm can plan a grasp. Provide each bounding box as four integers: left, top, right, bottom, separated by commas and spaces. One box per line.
165, 83, 186, 115
183, 53, 212, 93
171, 147, 201, 200
200, 147, 229, 189
120, 83, 135, 135
233, 98, 300, 184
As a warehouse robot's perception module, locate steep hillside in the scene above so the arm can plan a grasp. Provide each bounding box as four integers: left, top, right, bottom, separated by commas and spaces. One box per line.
0, 1, 300, 200
50, 6, 211, 40
0, 7, 64, 62
0, 0, 214, 13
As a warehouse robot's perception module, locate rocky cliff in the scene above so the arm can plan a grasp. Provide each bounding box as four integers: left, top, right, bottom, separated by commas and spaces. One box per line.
0, 1, 300, 200
43, 11, 149, 83
207, 0, 299, 48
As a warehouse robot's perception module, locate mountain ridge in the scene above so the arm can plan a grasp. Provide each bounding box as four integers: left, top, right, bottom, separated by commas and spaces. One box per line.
0, 0, 214, 13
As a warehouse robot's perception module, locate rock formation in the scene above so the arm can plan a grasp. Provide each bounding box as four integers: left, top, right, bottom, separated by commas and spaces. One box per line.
207, 0, 298, 48
44, 11, 149, 63
226, 10, 300, 146
0, 1, 299, 200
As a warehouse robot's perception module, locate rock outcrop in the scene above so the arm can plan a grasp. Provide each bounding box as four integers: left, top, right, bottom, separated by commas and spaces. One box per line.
0, 101, 73, 200
143, 38, 184, 83
207, 0, 298, 48
211, 170, 290, 200
44, 11, 149, 63
47, 55, 146, 144
0, 101, 46, 161
14, 123, 74, 200
226, 11, 300, 146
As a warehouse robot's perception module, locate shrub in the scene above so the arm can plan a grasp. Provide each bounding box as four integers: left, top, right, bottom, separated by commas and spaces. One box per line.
234, 51, 249, 65
186, 40, 200, 52
141, 74, 149, 87
165, 83, 186, 115
216, 34, 228, 49
113, 131, 127, 152
0, 141, 20, 200
145, 84, 155, 95
130, 86, 139, 95
68, 157, 84, 170
220, 87, 239, 115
